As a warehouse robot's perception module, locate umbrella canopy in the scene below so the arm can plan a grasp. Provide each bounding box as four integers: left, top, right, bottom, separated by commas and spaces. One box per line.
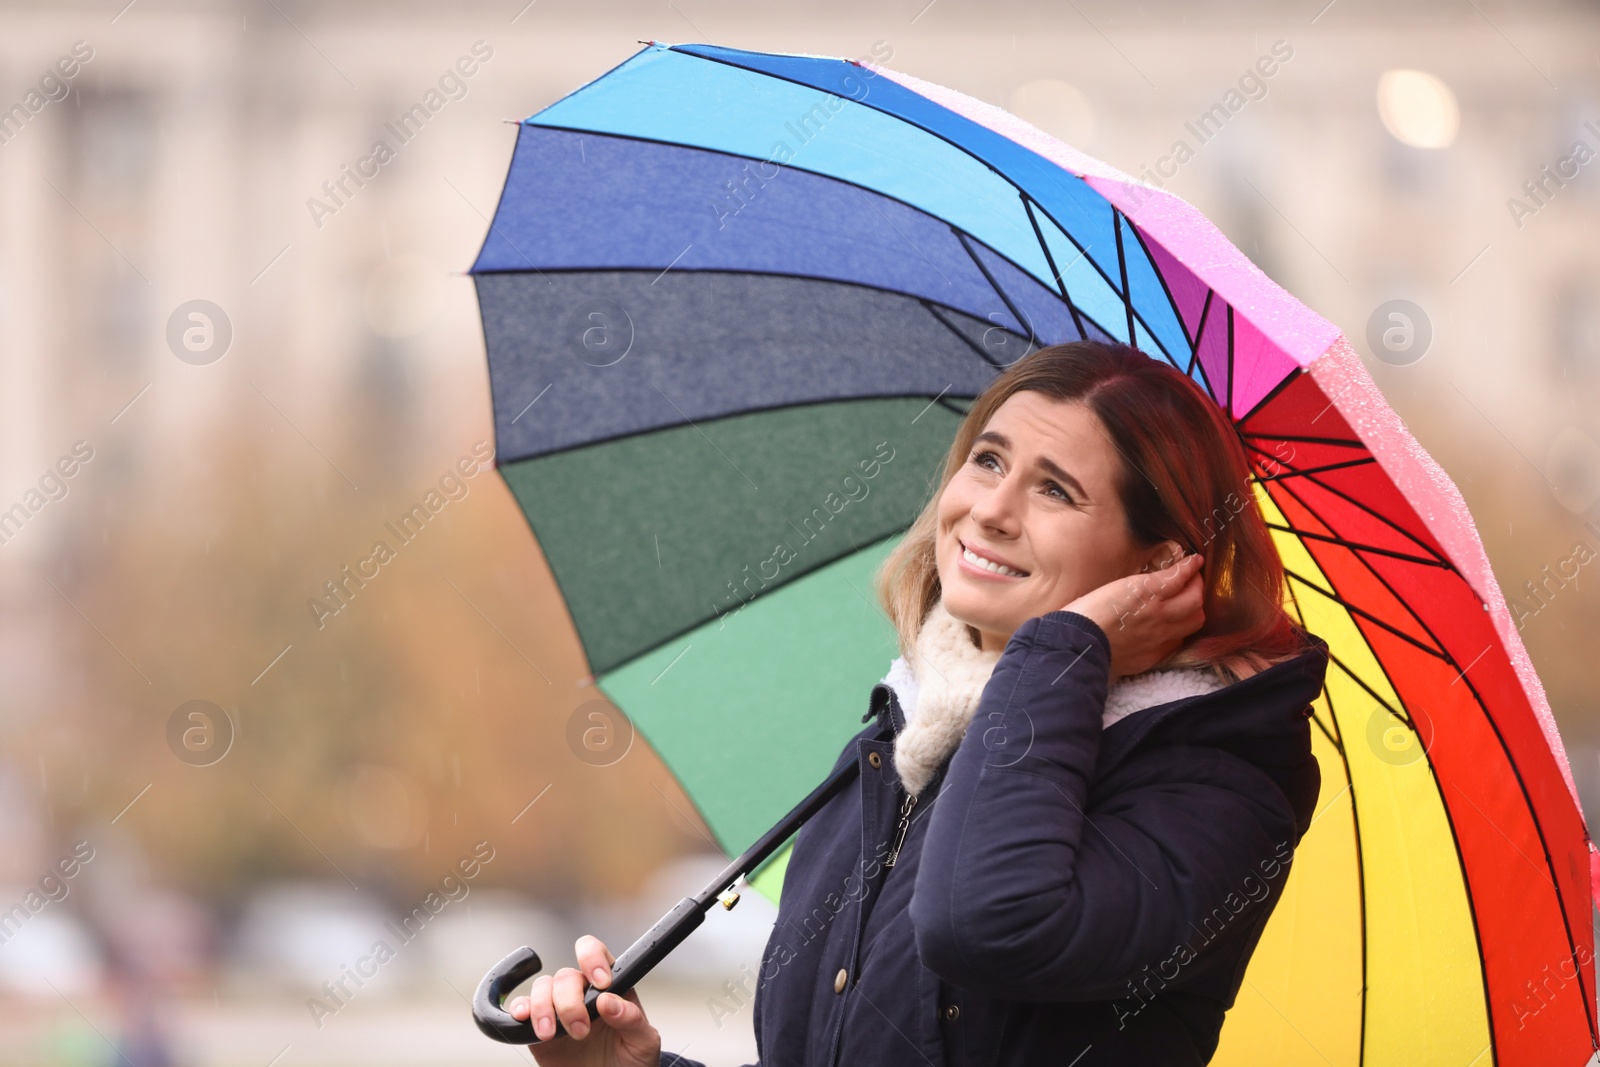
468, 42, 1598, 1066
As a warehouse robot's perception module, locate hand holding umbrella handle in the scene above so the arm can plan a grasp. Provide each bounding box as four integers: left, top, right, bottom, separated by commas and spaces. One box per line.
472, 718, 892, 1044
473, 898, 706, 1044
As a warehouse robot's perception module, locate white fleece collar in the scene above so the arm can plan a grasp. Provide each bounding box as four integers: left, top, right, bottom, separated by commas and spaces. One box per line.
883, 599, 1226, 798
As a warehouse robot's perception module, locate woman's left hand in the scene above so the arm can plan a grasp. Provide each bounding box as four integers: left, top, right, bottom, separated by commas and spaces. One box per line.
1061, 550, 1205, 681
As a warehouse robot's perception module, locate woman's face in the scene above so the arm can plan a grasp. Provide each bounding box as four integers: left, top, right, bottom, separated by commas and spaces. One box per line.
935, 391, 1169, 653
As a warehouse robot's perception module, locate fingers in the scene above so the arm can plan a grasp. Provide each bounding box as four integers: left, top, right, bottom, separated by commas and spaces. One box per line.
1161, 561, 1205, 630
506, 937, 618, 1046
552, 965, 592, 1039
596, 989, 650, 1032
1160, 551, 1203, 581
575, 934, 615, 990
508, 973, 561, 1041
1127, 555, 1202, 643
1126, 552, 1200, 608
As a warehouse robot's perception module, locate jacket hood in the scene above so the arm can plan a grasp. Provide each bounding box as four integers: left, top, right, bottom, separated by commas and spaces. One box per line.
1101, 634, 1330, 760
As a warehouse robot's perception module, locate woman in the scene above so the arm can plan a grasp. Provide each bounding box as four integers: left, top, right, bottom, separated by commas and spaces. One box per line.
509, 340, 1329, 1066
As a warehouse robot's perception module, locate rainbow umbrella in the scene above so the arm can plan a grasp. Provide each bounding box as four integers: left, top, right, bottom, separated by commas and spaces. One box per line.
468, 42, 1598, 1065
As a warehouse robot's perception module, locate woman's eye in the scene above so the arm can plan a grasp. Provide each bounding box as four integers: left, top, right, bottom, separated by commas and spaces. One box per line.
971, 450, 1072, 503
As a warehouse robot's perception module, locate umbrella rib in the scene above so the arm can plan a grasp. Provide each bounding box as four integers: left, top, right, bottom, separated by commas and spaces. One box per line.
1311, 659, 1349, 758
494, 125, 1083, 319
648, 48, 1143, 348
1330, 661, 1505, 1062
1242, 431, 1366, 448
500, 392, 980, 468
1021, 194, 1088, 340
952, 228, 1039, 351
1259, 463, 1454, 581
1283, 569, 1448, 662
649, 383, 760, 490
1290, 469, 1600, 1026
1253, 460, 1453, 569
1189, 292, 1219, 398
1016, 195, 1178, 359
1263, 462, 1592, 966
1113, 209, 1137, 345
919, 298, 1008, 371
1125, 217, 1200, 359
1307, 705, 1342, 754
1225, 305, 1237, 416
1256, 456, 1377, 481
1233, 365, 1305, 426
1262, 460, 1451, 566
1281, 561, 1308, 631
1324, 651, 1408, 724
1267, 476, 1465, 652
1314, 682, 1370, 1061
1262, 523, 1450, 569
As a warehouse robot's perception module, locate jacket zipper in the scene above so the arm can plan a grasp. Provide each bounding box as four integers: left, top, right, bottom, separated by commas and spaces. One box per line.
884, 792, 918, 868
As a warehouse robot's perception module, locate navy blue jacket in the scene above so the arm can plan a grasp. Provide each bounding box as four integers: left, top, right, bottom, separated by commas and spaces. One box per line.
663, 609, 1327, 1067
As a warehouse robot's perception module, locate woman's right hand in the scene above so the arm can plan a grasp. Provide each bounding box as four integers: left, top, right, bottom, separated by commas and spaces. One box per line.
508, 934, 661, 1067
1062, 548, 1205, 681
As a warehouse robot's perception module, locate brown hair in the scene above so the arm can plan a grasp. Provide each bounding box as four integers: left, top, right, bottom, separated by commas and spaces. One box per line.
874, 339, 1306, 682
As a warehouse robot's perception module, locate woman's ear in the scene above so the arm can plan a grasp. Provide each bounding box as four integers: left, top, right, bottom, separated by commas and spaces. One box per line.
1136, 540, 1187, 574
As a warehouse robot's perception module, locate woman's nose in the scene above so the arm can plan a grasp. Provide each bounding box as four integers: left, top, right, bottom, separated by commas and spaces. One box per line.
970, 473, 1024, 532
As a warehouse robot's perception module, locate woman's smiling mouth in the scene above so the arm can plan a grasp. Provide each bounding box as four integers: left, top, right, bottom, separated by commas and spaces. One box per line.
958, 538, 1030, 579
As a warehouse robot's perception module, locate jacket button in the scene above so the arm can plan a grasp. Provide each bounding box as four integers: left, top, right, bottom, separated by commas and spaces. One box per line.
943, 1004, 960, 1021
834, 968, 848, 993
867, 752, 882, 769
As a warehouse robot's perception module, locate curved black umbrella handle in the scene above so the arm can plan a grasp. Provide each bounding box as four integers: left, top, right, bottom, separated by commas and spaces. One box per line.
472, 718, 889, 1045
473, 897, 706, 1044
473, 946, 602, 1043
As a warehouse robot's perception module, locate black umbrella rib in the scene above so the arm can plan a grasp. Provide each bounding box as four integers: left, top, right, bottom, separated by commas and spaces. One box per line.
1262, 469, 1481, 723
1189, 292, 1219, 396
1263, 523, 1451, 569
1125, 217, 1201, 359
920, 298, 1009, 371
1253, 450, 1452, 568
1308, 707, 1341, 753
1318, 652, 1504, 1062
1021, 194, 1087, 340
1256, 457, 1378, 481
1283, 568, 1448, 661
1266, 466, 1464, 631
1225, 305, 1237, 416
1313, 681, 1372, 1065
1254, 463, 1459, 579
1324, 650, 1409, 724
1018, 196, 1181, 364
1243, 431, 1366, 448
1113, 209, 1137, 345
666, 45, 1145, 358
1274, 471, 1473, 644
952, 228, 1038, 351
1234, 364, 1304, 426
1282, 463, 1593, 1016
